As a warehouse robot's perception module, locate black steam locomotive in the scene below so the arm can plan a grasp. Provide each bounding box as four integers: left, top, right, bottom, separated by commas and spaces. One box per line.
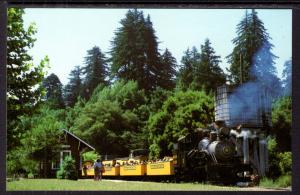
172, 84, 270, 185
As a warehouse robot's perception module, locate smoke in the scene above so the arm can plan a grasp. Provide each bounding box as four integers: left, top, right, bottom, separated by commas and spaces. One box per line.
250, 41, 282, 98
226, 42, 282, 128
228, 81, 271, 127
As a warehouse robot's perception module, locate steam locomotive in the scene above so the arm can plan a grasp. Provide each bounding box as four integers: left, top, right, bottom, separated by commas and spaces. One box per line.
82, 84, 270, 185
173, 84, 270, 184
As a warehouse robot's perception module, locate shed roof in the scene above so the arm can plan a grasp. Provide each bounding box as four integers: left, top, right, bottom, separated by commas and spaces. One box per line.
62, 129, 95, 151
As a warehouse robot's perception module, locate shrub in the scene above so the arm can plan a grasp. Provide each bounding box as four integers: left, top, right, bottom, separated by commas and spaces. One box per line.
259, 175, 291, 188
266, 137, 281, 178
266, 136, 292, 187
7, 147, 39, 178
267, 137, 277, 152
259, 177, 277, 188
276, 175, 291, 188
278, 152, 292, 175
56, 169, 65, 179
56, 156, 78, 180
27, 173, 34, 179
82, 151, 98, 162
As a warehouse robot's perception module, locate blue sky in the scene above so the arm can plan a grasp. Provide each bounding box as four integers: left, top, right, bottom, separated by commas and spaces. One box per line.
23, 9, 292, 85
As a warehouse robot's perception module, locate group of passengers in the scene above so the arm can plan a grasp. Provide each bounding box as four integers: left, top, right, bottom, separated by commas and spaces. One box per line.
101, 157, 173, 167
148, 157, 172, 163
91, 156, 174, 181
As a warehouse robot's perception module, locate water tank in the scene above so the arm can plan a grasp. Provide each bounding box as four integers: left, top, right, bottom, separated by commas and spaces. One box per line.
215, 84, 272, 128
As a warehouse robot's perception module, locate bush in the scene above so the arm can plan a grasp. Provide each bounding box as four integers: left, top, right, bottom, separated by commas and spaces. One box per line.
259, 175, 291, 188
259, 177, 277, 188
271, 96, 291, 151
56, 156, 78, 180
56, 169, 65, 179
27, 173, 34, 179
7, 147, 39, 178
266, 136, 292, 187
276, 175, 291, 188
278, 152, 292, 175
267, 137, 292, 176
82, 151, 98, 162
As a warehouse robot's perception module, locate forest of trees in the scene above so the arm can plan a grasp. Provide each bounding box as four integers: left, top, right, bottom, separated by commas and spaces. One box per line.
7, 8, 292, 182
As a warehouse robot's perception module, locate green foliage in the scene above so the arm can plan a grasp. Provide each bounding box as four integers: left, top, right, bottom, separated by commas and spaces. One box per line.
56, 170, 64, 179
149, 143, 161, 159
42, 73, 65, 109
259, 175, 291, 188
267, 137, 281, 178
7, 105, 66, 177
277, 152, 292, 175
90, 80, 146, 110
177, 39, 225, 93
148, 87, 173, 114
192, 39, 226, 92
82, 151, 98, 162
64, 66, 83, 107
267, 137, 292, 179
267, 137, 277, 152
27, 173, 34, 179
7, 178, 253, 191
276, 175, 292, 188
158, 49, 177, 90
20, 106, 65, 161
7, 8, 49, 150
177, 47, 200, 90
65, 97, 86, 129
56, 156, 78, 180
227, 9, 280, 95
272, 96, 291, 151
7, 147, 39, 177
71, 80, 147, 156
110, 9, 171, 92
259, 177, 278, 188
148, 90, 214, 158
82, 46, 109, 100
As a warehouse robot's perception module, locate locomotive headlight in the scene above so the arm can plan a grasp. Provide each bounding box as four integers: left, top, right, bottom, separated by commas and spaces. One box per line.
223, 147, 230, 154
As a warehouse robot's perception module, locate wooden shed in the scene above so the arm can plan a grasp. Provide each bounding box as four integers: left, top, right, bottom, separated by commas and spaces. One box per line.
40, 129, 95, 178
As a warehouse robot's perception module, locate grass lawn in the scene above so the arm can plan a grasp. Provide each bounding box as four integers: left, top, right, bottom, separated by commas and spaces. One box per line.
6, 179, 286, 191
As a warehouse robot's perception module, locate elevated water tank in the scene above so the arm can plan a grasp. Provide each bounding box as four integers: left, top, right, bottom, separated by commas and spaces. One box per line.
214, 84, 272, 129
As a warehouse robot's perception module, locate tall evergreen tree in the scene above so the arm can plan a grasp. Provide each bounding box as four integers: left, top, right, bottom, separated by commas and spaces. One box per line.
227, 9, 280, 90
192, 39, 226, 92
42, 73, 65, 109
64, 66, 83, 107
177, 47, 200, 90
82, 46, 109, 100
7, 8, 48, 150
158, 48, 177, 90
110, 9, 162, 92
